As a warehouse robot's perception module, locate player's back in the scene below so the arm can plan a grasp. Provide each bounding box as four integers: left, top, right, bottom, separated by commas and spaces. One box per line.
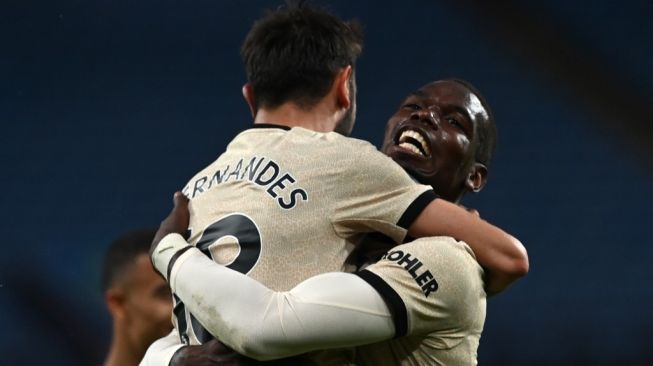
175, 125, 433, 351
183, 125, 430, 290
355, 237, 487, 366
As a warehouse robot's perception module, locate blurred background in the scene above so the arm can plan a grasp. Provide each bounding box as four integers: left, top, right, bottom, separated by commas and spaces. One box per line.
2, 0, 652, 365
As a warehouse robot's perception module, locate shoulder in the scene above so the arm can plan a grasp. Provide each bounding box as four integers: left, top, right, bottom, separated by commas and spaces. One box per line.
379, 236, 485, 297
395, 237, 482, 273
292, 128, 382, 152
291, 128, 412, 178
359, 236, 486, 337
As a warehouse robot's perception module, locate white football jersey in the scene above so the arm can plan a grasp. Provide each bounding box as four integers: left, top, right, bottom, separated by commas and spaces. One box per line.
174, 124, 436, 351
355, 237, 487, 366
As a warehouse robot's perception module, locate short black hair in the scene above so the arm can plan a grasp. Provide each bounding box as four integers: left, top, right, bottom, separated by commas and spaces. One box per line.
449, 79, 497, 166
241, 1, 363, 110
101, 228, 156, 292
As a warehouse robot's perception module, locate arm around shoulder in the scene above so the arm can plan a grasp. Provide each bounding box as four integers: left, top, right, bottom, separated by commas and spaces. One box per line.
170, 251, 396, 360
408, 198, 529, 295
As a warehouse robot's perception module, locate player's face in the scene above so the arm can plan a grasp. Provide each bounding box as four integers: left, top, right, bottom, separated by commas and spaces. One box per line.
382, 81, 488, 200
123, 255, 173, 352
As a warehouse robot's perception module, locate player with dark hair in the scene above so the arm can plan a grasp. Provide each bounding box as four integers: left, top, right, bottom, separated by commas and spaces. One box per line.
146, 79, 518, 365
141, 2, 526, 364
102, 229, 173, 366
240, 1, 362, 136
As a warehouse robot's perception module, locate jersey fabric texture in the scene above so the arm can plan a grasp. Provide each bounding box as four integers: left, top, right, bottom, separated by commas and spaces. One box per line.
356, 237, 487, 366
175, 124, 435, 351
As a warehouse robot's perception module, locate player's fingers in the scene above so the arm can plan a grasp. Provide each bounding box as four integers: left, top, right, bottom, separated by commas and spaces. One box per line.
173, 191, 189, 208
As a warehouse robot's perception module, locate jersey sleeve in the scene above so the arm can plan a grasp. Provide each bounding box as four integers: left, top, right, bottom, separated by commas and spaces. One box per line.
139, 329, 185, 366
159, 233, 396, 360
356, 237, 487, 337
330, 146, 436, 243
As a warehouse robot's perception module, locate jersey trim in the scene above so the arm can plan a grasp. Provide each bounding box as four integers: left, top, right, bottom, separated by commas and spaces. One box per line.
172, 294, 189, 344
356, 269, 408, 338
167, 246, 193, 281
250, 123, 291, 130
397, 190, 438, 229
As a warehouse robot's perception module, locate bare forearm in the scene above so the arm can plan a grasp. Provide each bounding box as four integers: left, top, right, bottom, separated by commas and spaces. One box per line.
408, 198, 529, 293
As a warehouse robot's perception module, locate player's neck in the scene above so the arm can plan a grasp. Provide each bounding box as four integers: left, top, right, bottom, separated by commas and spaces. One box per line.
253, 101, 343, 133
104, 326, 141, 366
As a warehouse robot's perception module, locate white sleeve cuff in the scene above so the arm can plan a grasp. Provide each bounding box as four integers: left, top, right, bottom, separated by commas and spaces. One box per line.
151, 233, 192, 281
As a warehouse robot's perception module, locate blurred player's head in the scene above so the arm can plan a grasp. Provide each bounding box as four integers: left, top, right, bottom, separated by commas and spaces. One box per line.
382, 79, 497, 202
240, 1, 363, 136
101, 229, 173, 366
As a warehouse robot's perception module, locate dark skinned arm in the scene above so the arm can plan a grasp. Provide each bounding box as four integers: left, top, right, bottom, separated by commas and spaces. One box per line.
408, 198, 528, 295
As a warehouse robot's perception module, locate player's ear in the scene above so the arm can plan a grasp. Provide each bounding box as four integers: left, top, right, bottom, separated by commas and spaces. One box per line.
242, 83, 257, 118
465, 162, 488, 193
105, 288, 127, 320
335, 65, 353, 110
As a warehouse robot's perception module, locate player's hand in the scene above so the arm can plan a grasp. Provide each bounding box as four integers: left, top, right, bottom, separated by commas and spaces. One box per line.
171, 340, 254, 366
150, 192, 191, 258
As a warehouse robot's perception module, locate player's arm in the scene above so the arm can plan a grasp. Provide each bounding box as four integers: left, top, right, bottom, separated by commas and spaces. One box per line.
358, 237, 488, 339
408, 198, 528, 295
171, 339, 256, 366
152, 233, 396, 361
332, 149, 527, 295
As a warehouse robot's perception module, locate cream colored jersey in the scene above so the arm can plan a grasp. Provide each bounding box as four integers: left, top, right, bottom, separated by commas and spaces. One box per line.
174, 124, 435, 346
355, 237, 487, 366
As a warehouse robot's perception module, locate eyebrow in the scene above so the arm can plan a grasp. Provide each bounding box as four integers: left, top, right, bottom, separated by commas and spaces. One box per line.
408, 91, 476, 129
452, 105, 473, 122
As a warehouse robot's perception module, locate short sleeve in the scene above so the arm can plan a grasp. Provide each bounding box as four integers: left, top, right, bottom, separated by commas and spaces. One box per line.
330, 145, 436, 243
356, 237, 486, 337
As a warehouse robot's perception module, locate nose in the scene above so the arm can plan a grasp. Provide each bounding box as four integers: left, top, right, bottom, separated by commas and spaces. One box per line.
410, 108, 438, 129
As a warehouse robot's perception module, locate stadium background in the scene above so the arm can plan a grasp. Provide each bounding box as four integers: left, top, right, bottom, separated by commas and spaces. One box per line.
2, 1, 652, 365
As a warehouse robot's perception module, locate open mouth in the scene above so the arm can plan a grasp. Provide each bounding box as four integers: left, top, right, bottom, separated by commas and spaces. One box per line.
395, 128, 431, 158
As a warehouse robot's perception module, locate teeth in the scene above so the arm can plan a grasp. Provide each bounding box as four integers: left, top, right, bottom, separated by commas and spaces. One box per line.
398, 130, 430, 156
399, 142, 423, 156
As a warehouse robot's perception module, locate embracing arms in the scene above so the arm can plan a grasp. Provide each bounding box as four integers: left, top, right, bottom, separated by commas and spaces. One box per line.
408, 198, 528, 295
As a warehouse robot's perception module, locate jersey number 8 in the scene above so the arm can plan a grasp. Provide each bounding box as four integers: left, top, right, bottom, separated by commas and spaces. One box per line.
174, 213, 262, 344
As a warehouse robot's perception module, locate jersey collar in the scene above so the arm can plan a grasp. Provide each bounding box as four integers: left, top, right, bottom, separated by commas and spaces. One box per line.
250, 123, 291, 130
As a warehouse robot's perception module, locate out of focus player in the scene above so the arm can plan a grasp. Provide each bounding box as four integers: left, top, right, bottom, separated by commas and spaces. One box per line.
101, 229, 173, 366
149, 79, 522, 365
141, 3, 527, 365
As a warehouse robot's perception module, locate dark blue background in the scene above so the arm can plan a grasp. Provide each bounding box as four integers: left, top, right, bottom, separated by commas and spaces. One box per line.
2, 1, 652, 365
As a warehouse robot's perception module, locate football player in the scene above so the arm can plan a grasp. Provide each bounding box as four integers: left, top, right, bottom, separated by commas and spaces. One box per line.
146, 79, 523, 365
102, 229, 173, 366
141, 3, 526, 364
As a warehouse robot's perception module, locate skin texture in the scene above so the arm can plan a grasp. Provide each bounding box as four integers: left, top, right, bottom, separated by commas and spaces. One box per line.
382, 80, 490, 203
242, 66, 356, 136
105, 255, 173, 366
155, 80, 505, 366
333, 72, 358, 136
